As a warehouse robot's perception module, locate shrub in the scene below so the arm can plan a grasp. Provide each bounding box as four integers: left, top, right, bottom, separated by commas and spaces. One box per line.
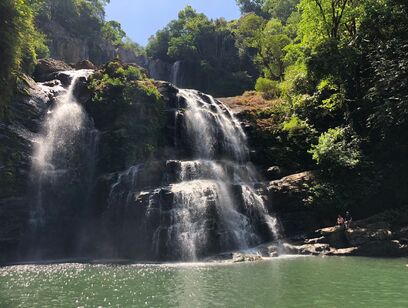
87, 61, 165, 171
316, 78, 345, 112
282, 115, 310, 138
255, 77, 281, 99
309, 127, 361, 170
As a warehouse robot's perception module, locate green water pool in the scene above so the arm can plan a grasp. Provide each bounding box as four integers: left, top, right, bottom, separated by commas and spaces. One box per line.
1, 256, 407, 307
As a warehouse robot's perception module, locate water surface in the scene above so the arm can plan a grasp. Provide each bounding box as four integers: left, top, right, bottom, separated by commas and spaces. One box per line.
1, 256, 407, 307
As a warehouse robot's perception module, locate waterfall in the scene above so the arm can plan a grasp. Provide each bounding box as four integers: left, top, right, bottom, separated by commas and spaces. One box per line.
181, 89, 249, 162
27, 69, 98, 258
170, 61, 182, 87
108, 88, 280, 261
163, 89, 279, 259
18, 68, 279, 262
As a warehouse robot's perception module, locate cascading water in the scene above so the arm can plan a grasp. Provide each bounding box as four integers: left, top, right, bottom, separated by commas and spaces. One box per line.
108, 88, 281, 261
165, 90, 279, 259
170, 61, 182, 87
26, 69, 98, 259
17, 69, 279, 262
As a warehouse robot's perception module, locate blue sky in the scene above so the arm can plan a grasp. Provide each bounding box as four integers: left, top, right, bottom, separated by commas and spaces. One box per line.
105, 0, 241, 46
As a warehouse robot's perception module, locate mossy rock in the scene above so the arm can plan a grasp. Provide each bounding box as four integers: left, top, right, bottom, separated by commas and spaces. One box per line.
86, 60, 166, 172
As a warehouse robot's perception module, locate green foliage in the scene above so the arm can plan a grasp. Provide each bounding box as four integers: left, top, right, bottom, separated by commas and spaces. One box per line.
309, 127, 361, 170
257, 19, 292, 79
146, 6, 256, 96
232, 13, 265, 57
255, 77, 280, 99
282, 115, 309, 136
263, 0, 300, 23
0, 0, 49, 118
121, 37, 146, 57
228, 0, 408, 217
236, 0, 267, 16
35, 0, 144, 63
37, 0, 110, 38
102, 20, 125, 47
233, 15, 292, 80
316, 78, 345, 111
88, 60, 164, 171
298, 0, 359, 45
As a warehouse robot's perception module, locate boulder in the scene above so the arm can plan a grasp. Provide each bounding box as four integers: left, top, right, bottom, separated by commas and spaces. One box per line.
354, 240, 405, 257
318, 225, 349, 248
74, 59, 96, 70
268, 171, 321, 235
34, 58, 72, 81
346, 227, 393, 246
282, 242, 331, 255
268, 171, 316, 213
48, 71, 72, 86
327, 247, 359, 256
396, 226, 408, 244
266, 166, 284, 180
268, 171, 316, 196
232, 253, 263, 263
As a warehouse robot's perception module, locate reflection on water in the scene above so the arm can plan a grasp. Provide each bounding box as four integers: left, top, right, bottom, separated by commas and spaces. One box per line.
1, 257, 408, 307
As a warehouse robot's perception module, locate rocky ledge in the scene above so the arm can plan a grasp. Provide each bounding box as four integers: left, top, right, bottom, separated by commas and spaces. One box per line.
284, 213, 408, 258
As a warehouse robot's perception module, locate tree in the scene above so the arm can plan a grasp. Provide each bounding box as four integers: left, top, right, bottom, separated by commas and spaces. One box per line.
146, 6, 256, 96
102, 21, 126, 47
255, 19, 292, 80
298, 0, 363, 47
309, 127, 361, 170
236, 0, 267, 16
0, 0, 48, 117
232, 13, 265, 58
263, 0, 299, 23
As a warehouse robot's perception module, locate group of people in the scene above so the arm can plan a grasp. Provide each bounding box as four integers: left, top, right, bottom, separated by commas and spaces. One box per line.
337, 211, 353, 228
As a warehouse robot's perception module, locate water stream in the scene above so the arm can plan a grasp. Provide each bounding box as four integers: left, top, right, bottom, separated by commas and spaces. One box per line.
108, 89, 280, 261
24, 74, 279, 262
27, 70, 97, 258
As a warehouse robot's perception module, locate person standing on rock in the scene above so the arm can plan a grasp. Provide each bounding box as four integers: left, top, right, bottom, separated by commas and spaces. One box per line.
345, 211, 352, 228
337, 214, 345, 226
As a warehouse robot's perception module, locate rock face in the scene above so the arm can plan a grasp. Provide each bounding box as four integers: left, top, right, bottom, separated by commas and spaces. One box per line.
147, 59, 252, 97
0, 74, 52, 263
1, 62, 278, 263
88, 85, 279, 261
38, 20, 116, 65
285, 215, 408, 257
117, 47, 148, 67
34, 59, 73, 81
267, 171, 321, 236
74, 60, 96, 70
2, 58, 407, 263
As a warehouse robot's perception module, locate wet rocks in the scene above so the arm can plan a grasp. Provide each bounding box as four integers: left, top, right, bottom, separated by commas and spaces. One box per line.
267, 171, 321, 236
283, 242, 331, 255
34, 58, 72, 81
346, 226, 393, 246
266, 166, 284, 180
287, 214, 408, 257
74, 59, 96, 70
232, 253, 263, 263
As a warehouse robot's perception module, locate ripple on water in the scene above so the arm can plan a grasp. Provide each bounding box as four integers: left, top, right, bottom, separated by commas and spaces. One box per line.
0, 257, 408, 307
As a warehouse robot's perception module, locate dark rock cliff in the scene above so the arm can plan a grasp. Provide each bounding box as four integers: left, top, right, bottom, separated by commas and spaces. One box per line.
2, 59, 406, 263
0, 74, 50, 262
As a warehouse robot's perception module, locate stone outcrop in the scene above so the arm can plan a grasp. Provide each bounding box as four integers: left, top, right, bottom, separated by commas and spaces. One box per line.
2, 57, 407, 263
285, 215, 408, 257
34, 58, 73, 81
267, 171, 321, 236
74, 60, 97, 70
0, 74, 51, 263
38, 20, 116, 65
266, 166, 285, 180
232, 253, 263, 263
